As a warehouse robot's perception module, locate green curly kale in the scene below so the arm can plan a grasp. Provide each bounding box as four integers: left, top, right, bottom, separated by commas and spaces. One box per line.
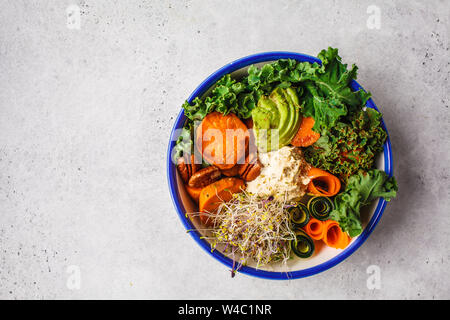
172, 122, 193, 161
181, 47, 371, 132
182, 74, 257, 120
300, 48, 372, 133
330, 169, 398, 237
304, 108, 387, 180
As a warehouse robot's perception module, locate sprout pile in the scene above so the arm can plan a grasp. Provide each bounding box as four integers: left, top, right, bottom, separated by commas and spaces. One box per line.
201, 191, 296, 274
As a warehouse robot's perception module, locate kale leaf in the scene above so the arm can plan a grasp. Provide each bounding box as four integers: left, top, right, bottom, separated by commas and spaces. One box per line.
182, 74, 257, 121
330, 169, 398, 237
304, 108, 387, 180
300, 48, 371, 133
181, 47, 370, 135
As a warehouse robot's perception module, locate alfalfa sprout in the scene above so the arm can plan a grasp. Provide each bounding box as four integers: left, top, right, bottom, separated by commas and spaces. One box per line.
201, 191, 296, 273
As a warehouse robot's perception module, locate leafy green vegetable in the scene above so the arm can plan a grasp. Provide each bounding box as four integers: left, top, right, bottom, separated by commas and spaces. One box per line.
246, 59, 318, 94
304, 108, 387, 179
172, 122, 193, 161
180, 48, 370, 134
182, 74, 257, 121
330, 169, 398, 237
300, 48, 371, 133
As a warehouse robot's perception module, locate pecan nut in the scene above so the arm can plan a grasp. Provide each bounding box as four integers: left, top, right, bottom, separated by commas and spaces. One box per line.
177, 155, 200, 183
188, 166, 221, 188
238, 154, 262, 182
220, 165, 240, 177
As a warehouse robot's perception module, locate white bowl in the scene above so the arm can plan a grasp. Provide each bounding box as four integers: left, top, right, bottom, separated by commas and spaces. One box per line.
167, 52, 393, 279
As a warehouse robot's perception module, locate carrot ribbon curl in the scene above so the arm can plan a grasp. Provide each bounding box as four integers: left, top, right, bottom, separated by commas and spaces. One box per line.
307, 167, 341, 197
322, 220, 351, 249
303, 218, 325, 241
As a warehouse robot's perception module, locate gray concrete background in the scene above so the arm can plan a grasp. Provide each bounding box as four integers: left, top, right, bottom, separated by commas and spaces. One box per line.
0, 0, 449, 299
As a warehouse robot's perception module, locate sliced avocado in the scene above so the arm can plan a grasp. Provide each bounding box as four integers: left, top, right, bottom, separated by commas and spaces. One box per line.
252, 96, 280, 130
281, 87, 302, 145
252, 87, 302, 152
251, 96, 279, 152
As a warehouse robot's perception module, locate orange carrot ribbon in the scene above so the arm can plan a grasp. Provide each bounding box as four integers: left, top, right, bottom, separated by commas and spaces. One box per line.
307, 167, 341, 197
322, 220, 351, 249
303, 218, 325, 241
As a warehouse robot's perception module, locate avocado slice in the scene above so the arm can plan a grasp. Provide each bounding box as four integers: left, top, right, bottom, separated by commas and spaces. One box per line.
252, 87, 302, 152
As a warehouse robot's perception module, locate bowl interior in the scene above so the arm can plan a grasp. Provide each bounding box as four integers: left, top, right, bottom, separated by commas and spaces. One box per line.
168, 53, 392, 279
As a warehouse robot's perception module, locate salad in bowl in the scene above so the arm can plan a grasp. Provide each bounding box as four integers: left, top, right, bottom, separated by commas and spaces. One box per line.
167, 48, 397, 279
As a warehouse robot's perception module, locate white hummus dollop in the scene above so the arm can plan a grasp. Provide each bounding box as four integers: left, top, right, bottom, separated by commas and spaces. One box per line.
247, 146, 311, 201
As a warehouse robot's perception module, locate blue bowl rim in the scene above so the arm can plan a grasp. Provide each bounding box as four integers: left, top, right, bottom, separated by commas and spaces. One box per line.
166, 51, 393, 280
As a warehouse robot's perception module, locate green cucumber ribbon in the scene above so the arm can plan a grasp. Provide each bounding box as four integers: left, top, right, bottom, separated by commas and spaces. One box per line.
308, 196, 334, 221
291, 230, 315, 259
288, 203, 310, 228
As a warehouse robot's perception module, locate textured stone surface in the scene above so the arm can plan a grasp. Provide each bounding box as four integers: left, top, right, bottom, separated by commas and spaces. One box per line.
0, 0, 449, 299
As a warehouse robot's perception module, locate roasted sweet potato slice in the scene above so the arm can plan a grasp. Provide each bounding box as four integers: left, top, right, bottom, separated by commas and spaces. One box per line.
199, 177, 245, 226
196, 112, 248, 170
